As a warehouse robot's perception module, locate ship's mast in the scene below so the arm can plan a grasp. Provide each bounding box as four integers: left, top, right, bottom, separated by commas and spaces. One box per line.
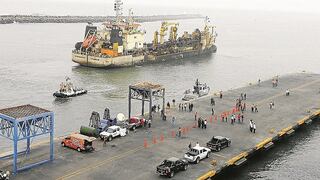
114, 0, 123, 24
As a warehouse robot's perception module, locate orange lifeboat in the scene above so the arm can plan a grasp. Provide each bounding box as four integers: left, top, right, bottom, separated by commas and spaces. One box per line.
82, 35, 97, 48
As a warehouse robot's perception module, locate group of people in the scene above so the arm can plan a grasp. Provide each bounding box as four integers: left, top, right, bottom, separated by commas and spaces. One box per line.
197, 117, 207, 129
178, 102, 194, 112
251, 104, 258, 113
249, 120, 256, 133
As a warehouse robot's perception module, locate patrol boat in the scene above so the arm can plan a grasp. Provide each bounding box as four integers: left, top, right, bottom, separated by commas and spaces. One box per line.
53, 77, 87, 98
182, 79, 210, 101
71, 0, 217, 68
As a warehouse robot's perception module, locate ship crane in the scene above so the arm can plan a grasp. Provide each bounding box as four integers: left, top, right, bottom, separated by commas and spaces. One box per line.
154, 21, 179, 46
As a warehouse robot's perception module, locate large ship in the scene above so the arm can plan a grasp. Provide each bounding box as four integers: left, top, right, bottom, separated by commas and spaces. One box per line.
72, 0, 217, 68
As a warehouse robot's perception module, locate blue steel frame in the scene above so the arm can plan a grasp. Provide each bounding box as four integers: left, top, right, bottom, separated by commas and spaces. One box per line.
0, 111, 54, 174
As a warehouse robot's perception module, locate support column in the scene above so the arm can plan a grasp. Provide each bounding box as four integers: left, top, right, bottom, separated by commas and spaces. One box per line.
142, 99, 145, 116
50, 114, 54, 161
26, 122, 30, 154
128, 87, 131, 119
13, 121, 18, 174
149, 89, 152, 120
162, 89, 165, 115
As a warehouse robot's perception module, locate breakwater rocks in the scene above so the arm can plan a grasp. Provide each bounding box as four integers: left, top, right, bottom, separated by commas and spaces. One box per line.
0, 14, 203, 24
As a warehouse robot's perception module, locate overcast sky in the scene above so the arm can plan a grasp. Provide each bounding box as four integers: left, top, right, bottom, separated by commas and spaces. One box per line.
2, 0, 320, 15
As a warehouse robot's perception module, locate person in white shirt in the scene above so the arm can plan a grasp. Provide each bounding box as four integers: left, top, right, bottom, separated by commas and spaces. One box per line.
249, 120, 253, 132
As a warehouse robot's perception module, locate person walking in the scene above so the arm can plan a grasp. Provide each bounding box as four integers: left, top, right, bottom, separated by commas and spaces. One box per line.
184, 103, 187, 111
249, 120, 253, 132
251, 104, 254, 112
178, 127, 182, 137
195, 112, 197, 121
254, 105, 258, 112
178, 103, 181, 111
204, 119, 207, 129
211, 108, 215, 115
171, 116, 176, 127
244, 93, 247, 100
253, 123, 256, 133
198, 118, 201, 128
220, 91, 223, 99
201, 119, 205, 129
148, 119, 151, 128
286, 89, 290, 96
195, 142, 200, 147
269, 102, 273, 109
241, 114, 244, 123
190, 103, 194, 111
237, 114, 241, 123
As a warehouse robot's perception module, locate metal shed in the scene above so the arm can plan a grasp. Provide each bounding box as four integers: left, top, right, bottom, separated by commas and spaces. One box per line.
0, 104, 54, 174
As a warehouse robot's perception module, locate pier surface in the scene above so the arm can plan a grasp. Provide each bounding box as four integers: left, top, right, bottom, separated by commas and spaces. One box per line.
1, 73, 320, 180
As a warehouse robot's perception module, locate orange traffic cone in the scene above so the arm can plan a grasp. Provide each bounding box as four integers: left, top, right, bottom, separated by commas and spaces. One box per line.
144, 138, 148, 148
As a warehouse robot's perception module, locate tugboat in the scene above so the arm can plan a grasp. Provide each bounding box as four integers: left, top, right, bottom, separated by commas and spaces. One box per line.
182, 79, 210, 101
53, 77, 87, 98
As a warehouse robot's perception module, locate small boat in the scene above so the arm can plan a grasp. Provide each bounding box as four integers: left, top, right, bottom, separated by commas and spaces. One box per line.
53, 77, 87, 98
182, 79, 210, 101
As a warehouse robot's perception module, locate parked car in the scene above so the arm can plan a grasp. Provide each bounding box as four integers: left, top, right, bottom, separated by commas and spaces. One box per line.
184, 145, 211, 163
0, 170, 10, 180
156, 157, 188, 178
99, 125, 127, 141
126, 117, 145, 130
206, 136, 231, 152
61, 133, 95, 152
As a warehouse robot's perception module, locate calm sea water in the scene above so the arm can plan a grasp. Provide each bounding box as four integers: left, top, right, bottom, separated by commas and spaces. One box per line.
1, 8, 320, 179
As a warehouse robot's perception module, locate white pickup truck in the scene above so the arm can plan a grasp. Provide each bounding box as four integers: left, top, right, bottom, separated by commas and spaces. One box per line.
184, 145, 211, 164
99, 125, 127, 141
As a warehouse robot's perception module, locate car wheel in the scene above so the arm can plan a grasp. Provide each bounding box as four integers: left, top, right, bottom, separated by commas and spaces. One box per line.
169, 171, 174, 178
77, 147, 81, 152
227, 141, 231, 147
108, 136, 112, 141
61, 142, 65, 147
132, 126, 136, 130
196, 157, 200, 164
217, 146, 221, 152
206, 152, 210, 158
183, 165, 188, 171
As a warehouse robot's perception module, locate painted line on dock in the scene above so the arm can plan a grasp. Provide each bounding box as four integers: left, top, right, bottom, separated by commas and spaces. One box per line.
211, 152, 227, 159
56, 146, 144, 180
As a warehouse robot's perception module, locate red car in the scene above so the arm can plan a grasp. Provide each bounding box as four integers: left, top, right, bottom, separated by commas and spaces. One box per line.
127, 117, 145, 130
61, 133, 95, 152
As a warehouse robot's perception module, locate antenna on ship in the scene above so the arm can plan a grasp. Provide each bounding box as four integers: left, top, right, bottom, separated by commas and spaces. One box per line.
114, 0, 123, 24
128, 8, 134, 25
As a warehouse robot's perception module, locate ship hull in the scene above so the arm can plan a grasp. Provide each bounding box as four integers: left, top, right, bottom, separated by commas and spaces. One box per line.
72, 45, 217, 68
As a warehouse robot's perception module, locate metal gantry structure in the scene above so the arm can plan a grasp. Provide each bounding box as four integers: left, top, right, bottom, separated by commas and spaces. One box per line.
129, 82, 165, 120
0, 104, 54, 174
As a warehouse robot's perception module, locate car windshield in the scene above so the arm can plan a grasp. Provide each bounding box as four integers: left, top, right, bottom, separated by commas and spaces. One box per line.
211, 138, 219, 143
162, 160, 173, 166
187, 148, 199, 155
107, 128, 114, 133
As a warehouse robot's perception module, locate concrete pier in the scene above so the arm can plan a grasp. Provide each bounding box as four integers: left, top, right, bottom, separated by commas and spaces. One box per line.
1, 73, 320, 180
